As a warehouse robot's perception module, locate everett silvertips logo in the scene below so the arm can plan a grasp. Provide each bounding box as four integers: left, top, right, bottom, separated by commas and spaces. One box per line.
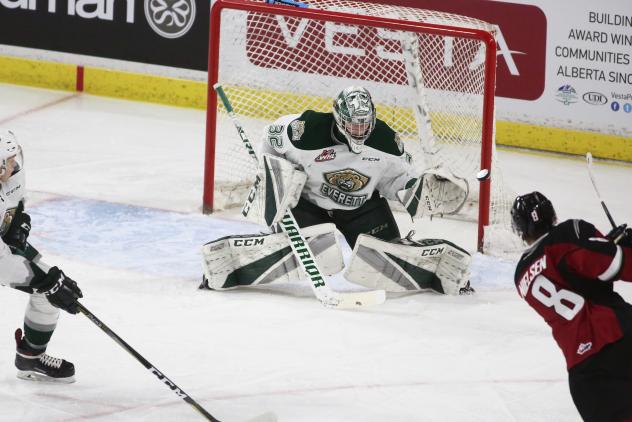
315, 149, 336, 162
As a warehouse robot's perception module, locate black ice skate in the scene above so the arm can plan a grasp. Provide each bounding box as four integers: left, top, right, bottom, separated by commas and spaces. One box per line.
459, 281, 476, 295
14, 328, 75, 383
198, 275, 215, 290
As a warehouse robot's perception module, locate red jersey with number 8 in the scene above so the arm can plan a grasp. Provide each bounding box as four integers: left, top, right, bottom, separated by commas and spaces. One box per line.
514, 219, 632, 369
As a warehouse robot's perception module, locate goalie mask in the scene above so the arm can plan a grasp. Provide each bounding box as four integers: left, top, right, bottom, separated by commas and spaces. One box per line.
511, 191, 557, 241
0, 128, 23, 181
333, 86, 376, 154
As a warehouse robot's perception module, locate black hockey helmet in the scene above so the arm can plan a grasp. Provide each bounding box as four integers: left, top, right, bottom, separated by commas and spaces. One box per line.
511, 191, 557, 240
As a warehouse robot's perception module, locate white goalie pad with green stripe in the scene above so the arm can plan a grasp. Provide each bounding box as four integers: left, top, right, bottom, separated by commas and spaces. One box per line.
201, 223, 342, 290
344, 234, 471, 295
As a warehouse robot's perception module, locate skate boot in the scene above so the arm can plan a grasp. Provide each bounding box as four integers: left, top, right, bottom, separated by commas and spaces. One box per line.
459, 281, 476, 295
198, 275, 215, 290
14, 328, 75, 383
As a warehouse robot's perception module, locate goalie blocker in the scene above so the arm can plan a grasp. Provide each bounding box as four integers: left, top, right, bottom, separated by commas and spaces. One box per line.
245, 153, 306, 227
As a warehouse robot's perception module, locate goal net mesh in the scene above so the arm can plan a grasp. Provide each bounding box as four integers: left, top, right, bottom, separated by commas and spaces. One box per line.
207, 0, 523, 256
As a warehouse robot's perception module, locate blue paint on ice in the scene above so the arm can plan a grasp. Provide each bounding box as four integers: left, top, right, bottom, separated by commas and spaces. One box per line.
27, 198, 260, 279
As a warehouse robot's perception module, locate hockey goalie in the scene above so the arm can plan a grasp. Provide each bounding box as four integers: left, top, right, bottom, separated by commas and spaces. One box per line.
201, 86, 474, 296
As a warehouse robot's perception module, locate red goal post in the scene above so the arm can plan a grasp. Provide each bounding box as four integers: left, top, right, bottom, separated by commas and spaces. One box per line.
205, 0, 502, 253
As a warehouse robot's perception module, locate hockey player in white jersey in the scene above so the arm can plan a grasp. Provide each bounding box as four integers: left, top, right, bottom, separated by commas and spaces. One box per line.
0, 129, 83, 383
201, 86, 473, 295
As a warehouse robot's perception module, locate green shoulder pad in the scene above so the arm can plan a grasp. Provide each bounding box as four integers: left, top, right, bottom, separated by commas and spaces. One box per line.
287, 111, 337, 150
364, 119, 403, 156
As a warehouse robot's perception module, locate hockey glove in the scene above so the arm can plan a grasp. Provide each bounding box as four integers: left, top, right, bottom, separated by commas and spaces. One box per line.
399, 166, 469, 218
618, 227, 632, 247
36, 267, 83, 314
606, 224, 632, 247
1, 202, 31, 252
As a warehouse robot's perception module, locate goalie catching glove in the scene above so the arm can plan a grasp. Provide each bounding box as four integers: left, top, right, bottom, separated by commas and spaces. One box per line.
247, 153, 307, 227
344, 233, 472, 295
398, 166, 469, 218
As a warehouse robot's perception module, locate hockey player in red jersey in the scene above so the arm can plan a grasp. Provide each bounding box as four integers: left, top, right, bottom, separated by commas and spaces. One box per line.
511, 191, 632, 422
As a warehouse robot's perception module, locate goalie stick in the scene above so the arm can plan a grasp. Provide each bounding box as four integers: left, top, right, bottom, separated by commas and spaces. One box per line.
78, 303, 277, 422
213, 83, 386, 309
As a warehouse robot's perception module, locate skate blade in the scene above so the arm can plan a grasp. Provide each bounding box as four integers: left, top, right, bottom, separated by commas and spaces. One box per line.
17, 370, 76, 384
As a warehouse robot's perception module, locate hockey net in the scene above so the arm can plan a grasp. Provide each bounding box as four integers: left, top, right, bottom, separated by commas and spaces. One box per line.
204, 0, 522, 256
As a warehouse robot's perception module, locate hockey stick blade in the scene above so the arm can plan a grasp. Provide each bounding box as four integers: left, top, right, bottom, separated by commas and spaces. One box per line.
331, 289, 387, 309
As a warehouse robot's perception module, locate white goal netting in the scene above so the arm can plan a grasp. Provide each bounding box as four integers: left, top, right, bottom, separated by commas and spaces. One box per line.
206, 0, 523, 256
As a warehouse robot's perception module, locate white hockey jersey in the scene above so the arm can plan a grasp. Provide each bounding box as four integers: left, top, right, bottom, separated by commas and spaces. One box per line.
0, 167, 38, 290
260, 111, 418, 211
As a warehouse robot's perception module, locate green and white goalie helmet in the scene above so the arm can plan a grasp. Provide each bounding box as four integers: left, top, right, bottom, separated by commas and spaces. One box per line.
332, 86, 376, 154
0, 128, 22, 178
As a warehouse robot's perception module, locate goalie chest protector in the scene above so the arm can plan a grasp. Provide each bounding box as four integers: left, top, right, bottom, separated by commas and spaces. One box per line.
264, 111, 417, 211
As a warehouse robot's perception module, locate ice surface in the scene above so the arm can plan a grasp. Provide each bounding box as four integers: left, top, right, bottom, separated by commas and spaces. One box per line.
1, 83, 631, 421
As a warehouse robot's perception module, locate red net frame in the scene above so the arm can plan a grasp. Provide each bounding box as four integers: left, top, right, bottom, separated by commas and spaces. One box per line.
204, 0, 497, 251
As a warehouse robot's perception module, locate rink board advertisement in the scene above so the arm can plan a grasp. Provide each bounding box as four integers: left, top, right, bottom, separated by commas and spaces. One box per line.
0, 0, 630, 151
372, 0, 632, 138
0, 0, 209, 70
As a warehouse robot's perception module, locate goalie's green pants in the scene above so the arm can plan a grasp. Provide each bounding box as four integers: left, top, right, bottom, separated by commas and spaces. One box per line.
291, 193, 400, 248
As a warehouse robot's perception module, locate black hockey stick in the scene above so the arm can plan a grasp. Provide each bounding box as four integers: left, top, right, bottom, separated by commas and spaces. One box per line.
586, 152, 629, 244
586, 152, 617, 228
78, 303, 277, 422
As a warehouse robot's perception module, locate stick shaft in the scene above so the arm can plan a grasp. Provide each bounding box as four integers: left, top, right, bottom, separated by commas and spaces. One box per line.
77, 303, 221, 422
214, 84, 336, 305
586, 152, 617, 228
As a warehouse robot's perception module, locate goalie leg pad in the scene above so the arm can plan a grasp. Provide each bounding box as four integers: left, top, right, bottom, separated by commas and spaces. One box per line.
201, 223, 343, 290
344, 234, 471, 295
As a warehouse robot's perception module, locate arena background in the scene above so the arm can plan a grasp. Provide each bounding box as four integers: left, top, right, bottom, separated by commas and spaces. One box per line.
0, 0, 630, 161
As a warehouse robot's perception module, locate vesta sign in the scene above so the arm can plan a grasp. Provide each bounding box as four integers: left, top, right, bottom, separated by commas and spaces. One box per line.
245, 1, 546, 100
246, 15, 487, 93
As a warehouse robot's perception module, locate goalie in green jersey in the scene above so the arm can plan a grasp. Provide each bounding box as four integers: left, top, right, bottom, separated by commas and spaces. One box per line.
201, 86, 474, 296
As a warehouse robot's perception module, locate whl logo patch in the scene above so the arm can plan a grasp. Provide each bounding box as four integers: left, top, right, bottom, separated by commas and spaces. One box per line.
577, 342, 592, 355
315, 149, 336, 162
